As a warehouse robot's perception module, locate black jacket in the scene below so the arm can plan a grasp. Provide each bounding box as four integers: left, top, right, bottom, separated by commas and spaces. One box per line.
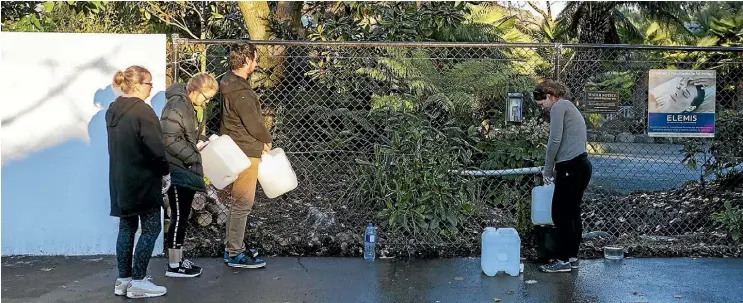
106, 96, 170, 217
161, 84, 207, 192
219, 71, 272, 158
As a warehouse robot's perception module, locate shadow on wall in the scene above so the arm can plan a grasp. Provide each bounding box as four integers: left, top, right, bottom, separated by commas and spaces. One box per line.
1, 86, 166, 255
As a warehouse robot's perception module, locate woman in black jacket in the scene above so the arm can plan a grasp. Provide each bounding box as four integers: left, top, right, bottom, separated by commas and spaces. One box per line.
160, 73, 218, 278
107, 66, 169, 298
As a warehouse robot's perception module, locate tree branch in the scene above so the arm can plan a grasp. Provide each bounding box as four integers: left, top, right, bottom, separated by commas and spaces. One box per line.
187, 1, 204, 31
146, 2, 199, 39
527, 1, 549, 21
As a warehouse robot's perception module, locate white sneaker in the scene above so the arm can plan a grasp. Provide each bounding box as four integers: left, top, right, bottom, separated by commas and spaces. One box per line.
113, 277, 131, 296
126, 276, 167, 299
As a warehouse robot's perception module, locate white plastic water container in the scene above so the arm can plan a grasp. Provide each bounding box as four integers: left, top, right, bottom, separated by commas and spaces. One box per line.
257, 148, 298, 198
531, 184, 555, 225
200, 134, 252, 190
481, 227, 521, 277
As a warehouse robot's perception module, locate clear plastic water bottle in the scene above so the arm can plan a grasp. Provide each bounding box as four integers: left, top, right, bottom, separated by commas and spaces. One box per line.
364, 223, 376, 260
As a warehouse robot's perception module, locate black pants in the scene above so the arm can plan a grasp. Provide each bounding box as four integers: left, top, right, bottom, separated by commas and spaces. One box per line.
166, 185, 195, 249
552, 153, 592, 262
117, 209, 161, 279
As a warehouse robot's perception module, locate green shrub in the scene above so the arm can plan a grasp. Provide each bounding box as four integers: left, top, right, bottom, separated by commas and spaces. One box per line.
470, 118, 550, 235
349, 107, 476, 238
682, 110, 743, 180
711, 201, 743, 243
474, 118, 550, 171
710, 110, 743, 171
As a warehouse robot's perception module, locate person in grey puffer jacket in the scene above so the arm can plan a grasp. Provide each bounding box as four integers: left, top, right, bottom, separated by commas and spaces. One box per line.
160, 73, 218, 278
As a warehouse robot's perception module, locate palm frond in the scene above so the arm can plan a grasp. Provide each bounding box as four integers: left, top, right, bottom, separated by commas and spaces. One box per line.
614, 8, 644, 42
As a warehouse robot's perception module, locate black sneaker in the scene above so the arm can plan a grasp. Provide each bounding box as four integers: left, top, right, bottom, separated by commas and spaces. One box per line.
183, 259, 201, 269
539, 260, 572, 273
165, 259, 202, 278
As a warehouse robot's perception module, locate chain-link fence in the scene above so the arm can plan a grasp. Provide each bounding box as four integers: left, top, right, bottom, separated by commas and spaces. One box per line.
168, 37, 743, 259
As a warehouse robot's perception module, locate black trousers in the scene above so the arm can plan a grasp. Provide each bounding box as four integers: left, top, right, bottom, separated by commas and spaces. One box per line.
166, 185, 195, 250
117, 209, 161, 279
552, 153, 592, 262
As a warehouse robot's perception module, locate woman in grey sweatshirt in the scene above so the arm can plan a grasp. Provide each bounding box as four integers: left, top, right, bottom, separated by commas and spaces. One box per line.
533, 80, 593, 273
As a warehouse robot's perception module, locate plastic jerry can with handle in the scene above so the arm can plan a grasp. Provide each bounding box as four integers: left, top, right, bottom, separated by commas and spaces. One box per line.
481, 227, 521, 277
200, 134, 252, 190
257, 148, 298, 198
531, 184, 555, 225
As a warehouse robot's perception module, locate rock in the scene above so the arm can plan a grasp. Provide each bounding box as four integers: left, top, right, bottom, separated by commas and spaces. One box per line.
617, 132, 635, 143
586, 143, 607, 154
651, 137, 671, 144
582, 231, 611, 239
634, 134, 655, 143
639, 235, 678, 242
310, 237, 321, 247
600, 134, 616, 142
306, 207, 336, 230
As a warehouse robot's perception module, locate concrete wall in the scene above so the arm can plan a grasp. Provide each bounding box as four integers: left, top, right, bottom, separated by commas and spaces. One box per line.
1, 32, 167, 255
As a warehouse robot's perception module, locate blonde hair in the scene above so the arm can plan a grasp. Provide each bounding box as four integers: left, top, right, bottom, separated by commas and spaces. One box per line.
186, 73, 219, 94
112, 65, 151, 94
535, 79, 570, 99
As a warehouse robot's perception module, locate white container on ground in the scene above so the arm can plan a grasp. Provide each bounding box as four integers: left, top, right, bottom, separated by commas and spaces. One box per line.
481, 227, 521, 277
200, 134, 252, 189
531, 184, 555, 225
258, 148, 298, 198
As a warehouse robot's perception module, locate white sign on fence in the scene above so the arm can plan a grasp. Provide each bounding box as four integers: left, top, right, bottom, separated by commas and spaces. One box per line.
648, 69, 716, 137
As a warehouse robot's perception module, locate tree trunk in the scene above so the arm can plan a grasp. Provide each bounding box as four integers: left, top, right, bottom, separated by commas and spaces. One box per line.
563, 4, 611, 104
192, 193, 207, 211
276, 1, 305, 39
206, 186, 221, 204
196, 211, 213, 227
207, 202, 230, 225
238, 1, 271, 40
237, 1, 300, 89
237, 1, 273, 87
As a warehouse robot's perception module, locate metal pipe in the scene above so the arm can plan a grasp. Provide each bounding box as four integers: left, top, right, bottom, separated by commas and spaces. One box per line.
171, 33, 180, 84
561, 43, 743, 52
177, 39, 743, 52
450, 167, 543, 176
178, 40, 557, 49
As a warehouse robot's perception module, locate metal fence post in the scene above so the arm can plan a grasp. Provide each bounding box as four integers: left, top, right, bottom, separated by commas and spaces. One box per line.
171, 33, 180, 84
553, 43, 562, 81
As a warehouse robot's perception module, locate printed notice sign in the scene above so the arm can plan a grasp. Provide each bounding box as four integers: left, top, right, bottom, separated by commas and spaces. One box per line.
648, 69, 716, 137
585, 91, 619, 113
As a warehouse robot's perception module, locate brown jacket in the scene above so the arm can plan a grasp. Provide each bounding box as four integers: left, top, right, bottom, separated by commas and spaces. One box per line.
219, 71, 272, 158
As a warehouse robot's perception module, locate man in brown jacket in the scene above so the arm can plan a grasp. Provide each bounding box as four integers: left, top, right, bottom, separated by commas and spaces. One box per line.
220, 43, 271, 268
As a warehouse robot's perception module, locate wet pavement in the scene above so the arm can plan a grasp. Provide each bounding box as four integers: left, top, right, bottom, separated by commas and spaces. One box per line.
2, 256, 742, 303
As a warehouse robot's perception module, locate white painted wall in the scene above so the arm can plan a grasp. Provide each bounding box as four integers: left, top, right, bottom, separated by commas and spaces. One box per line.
1, 32, 168, 256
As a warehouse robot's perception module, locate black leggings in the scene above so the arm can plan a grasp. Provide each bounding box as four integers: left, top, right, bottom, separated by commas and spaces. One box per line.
552, 153, 592, 262
166, 185, 195, 249
117, 209, 161, 280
